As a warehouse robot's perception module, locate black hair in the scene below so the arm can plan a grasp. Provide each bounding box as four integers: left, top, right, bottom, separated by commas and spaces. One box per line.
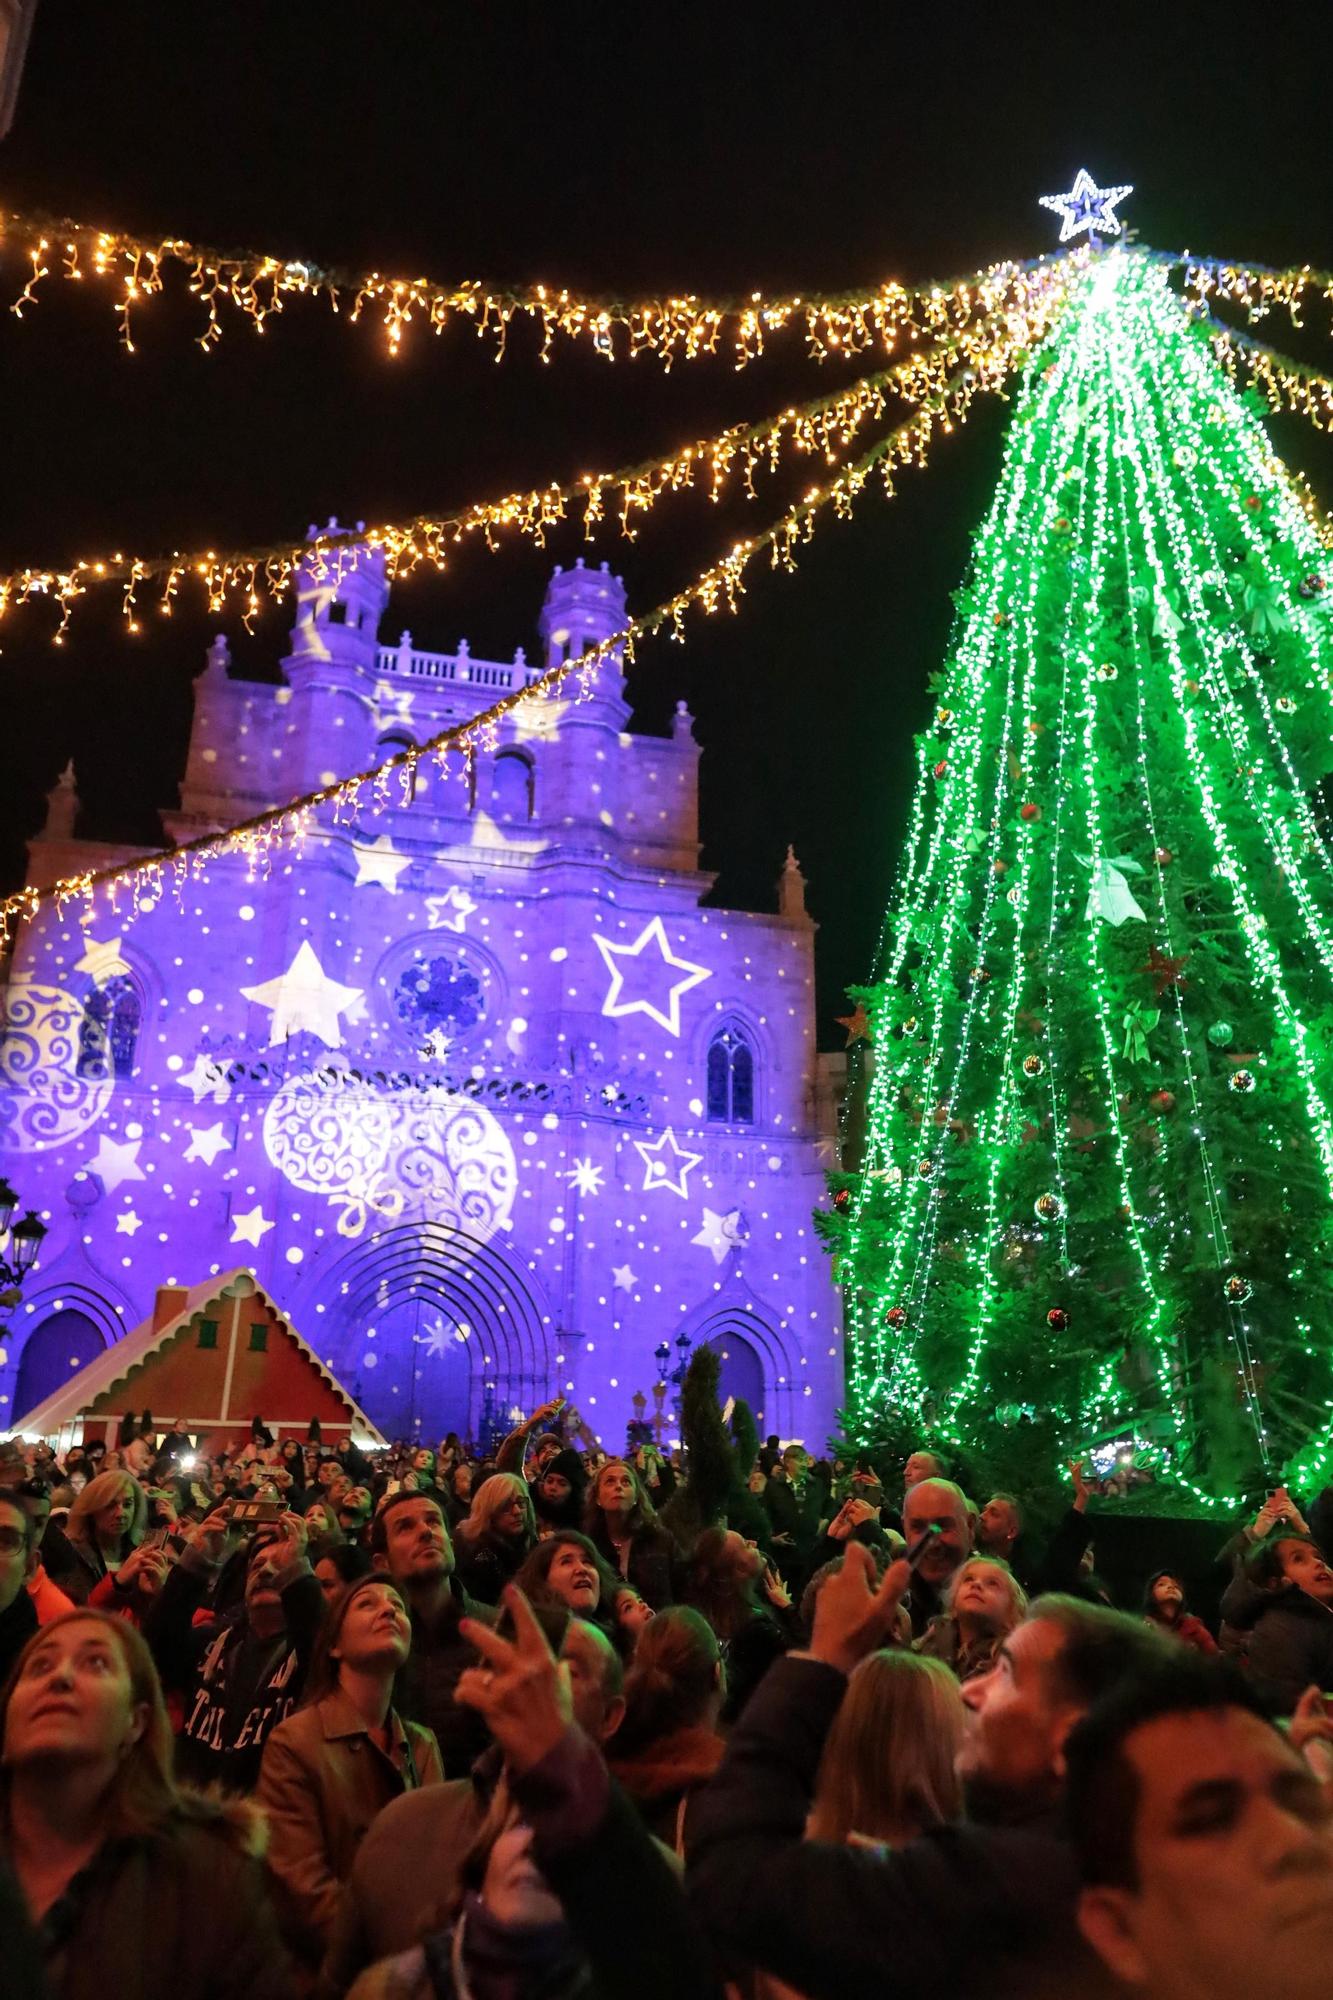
315, 1543, 373, 1586
1141, 1567, 1190, 1621
1244, 1529, 1319, 1591
370, 1486, 448, 1556
1064, 1652, 1278, 1889
1025, 1594, 1169, 1710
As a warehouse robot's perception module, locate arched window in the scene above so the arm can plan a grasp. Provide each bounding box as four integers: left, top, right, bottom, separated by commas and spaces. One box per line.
490, 750, 535, 822
706, 1026, 755, 1124
77, 976, 140, 1080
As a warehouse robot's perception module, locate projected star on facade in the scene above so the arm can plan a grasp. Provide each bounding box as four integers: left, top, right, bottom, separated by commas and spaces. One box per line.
183, 1121, 231, 1166
352, 834, 411, 892
633, 1126, 704, 1199
241, 942, 364, 1050
594, 917, 712, 1037
565, 1157, 605, 1197
230, 1203, 276, 1247
74, 934, 131, 986
692, 1206, 746, 1264
87, 1134, 145, 1195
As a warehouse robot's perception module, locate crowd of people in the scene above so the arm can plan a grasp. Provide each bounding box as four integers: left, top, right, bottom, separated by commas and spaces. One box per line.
1, 1373, 1332, 1999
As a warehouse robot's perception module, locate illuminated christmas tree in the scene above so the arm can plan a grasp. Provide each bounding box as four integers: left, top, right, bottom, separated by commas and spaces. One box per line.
829, 241, 1333, 1507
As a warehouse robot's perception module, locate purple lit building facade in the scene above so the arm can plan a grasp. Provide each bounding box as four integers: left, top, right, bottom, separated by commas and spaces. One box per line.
0, 539, 843, 1445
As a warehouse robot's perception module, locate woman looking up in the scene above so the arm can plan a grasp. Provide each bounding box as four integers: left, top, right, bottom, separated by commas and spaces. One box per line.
1, 1611, 292, 2000
258, 1574, 443, 1972
584, 1459, 677, 1609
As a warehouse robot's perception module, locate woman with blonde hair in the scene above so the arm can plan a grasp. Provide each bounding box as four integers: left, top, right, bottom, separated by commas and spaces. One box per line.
0, 1609, 292, 1999
40, 1467, 156, 1610
452, 1472, 536, 1604
807, 1648, 965, 1845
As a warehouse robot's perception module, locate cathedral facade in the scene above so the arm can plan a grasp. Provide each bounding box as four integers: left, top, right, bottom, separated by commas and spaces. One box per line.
0, 536, 843, 1446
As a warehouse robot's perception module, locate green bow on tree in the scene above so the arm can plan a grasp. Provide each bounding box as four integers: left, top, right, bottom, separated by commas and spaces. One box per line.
1122, 1000, 1161, 1064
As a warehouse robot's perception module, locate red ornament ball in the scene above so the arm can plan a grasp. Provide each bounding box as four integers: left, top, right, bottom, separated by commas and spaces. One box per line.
885, 1306, 908, 1329
933, 759, 949, 779
1020, 802, 1041, 823
833, 1188, 851, 1213
1149, 1089, 1177, 1113
1046, 1307, 1069, 1332
1154, 847, 1173, 866
1023, 1053, 1046, 1078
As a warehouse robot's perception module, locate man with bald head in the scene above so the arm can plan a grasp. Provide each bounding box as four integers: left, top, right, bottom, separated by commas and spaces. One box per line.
902, 1476, 974, 1636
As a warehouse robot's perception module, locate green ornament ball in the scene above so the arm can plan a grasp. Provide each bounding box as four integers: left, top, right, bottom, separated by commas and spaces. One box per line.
1207, 1021, 1234, 1049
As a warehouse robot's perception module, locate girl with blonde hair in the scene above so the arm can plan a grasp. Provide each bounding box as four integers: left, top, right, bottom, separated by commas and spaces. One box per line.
807, 1648, 965, 1846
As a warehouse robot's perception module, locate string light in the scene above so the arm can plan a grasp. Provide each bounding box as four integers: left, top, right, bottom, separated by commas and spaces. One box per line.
0, 270, 1078, 645
0, 327, 1048, 951
1179, 254, 1333, 336
0, 202, 1065, 368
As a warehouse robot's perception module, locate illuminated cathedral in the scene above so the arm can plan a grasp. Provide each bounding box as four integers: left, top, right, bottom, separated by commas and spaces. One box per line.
0, 533, 843, 1444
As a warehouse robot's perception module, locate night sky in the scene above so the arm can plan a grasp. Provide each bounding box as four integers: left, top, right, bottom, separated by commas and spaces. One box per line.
1, 2, 1329, 1044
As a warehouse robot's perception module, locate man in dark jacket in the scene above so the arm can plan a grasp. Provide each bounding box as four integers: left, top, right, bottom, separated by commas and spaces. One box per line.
687, 1542, 1166, 1999
0, 1490, 39, 1682
370, 1488, 496, 1775
1219, 1530, 1333, 1710
145, 1505, 324, 1792
1067, 1651, 1333, 2000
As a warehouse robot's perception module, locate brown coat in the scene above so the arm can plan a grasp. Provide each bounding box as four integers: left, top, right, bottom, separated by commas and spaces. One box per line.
258, 1689, 444, 1966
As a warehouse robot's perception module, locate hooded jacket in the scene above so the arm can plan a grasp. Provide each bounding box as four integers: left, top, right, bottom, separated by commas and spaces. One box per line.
1218, 1569, 1333, 1709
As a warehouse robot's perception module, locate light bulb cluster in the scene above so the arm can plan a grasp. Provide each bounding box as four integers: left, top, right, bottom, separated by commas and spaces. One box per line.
1180, 255, 1333, 337
1, 202, 1066, 368
0, 273, 1079, 645
831, 247, 1333, 1505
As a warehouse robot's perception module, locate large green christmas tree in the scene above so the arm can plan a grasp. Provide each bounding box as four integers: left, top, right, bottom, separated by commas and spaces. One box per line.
829, 247, 1333, 1508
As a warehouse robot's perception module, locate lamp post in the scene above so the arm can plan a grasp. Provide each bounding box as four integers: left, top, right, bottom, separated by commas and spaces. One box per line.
0, 1177, 47, 1309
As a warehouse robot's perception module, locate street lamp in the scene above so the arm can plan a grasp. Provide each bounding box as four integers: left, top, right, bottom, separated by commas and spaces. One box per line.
0, 1177, 48, 1305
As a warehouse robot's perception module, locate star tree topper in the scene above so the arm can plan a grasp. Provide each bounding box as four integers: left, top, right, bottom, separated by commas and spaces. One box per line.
1039, 168, 1133, 243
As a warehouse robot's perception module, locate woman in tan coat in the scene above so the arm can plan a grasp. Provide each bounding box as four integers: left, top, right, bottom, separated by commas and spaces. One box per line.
257, 1571, 444, 1974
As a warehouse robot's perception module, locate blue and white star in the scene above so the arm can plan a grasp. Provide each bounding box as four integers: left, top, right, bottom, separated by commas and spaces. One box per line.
184, 1121, 231, 1167
611, 1263, 638, 1293
633, 1126, 704, 1199
594, 917, 712, 1037
1039, 169, 1133, 243
181, 1053, 232, 1105
74, 933, 131, 986
241, 942, 363, 1050
87, 1134, 146, 1195
565, 1157, 605, 1198
352, 834, 411, 893
230, 1203, 276, 1247
692, 1206, 747, 1264
426, 885, 478, 933
115, 1209, 144, 1237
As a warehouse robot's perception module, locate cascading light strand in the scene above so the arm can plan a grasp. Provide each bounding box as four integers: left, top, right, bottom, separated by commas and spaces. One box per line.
0, 201, 1068, 367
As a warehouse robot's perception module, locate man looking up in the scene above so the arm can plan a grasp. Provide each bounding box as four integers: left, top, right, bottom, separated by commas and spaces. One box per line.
146, 1506, 323, 1793
688, 1543, 1166, 1997
901, 1477, 974, 1635
1067, 1652, 1333, 2000
370, 1490, 494, 1776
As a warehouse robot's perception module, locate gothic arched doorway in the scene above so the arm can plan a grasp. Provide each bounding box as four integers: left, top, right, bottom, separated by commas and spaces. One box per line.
15, 1310, 105, 1422
699, 1322, 767, 1429
300, 1222, 555, 1443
